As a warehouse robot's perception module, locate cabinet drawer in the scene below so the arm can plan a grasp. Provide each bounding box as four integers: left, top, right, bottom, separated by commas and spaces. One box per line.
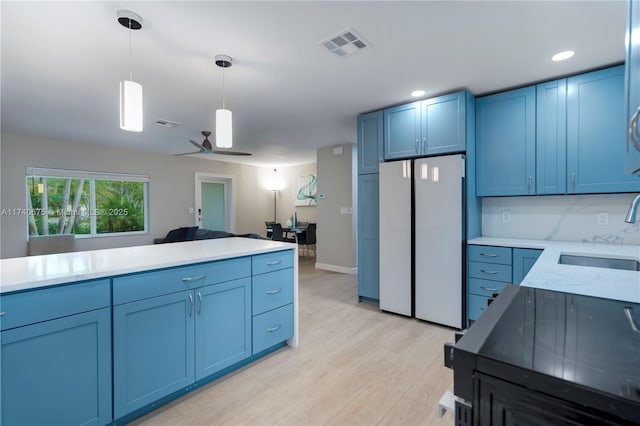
1, 279, 110, 331
468, 262, 512, 283
113, 257, 251, 305
252, 250, 294, 275
252, 303, 293, 354
468, 293, 490, 322
468, 278, 507, 297
252, 269, 294, 315
468, 245, 512, 265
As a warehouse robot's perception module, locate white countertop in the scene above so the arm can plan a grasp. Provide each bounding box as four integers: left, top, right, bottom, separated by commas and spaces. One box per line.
0, 238, 296, 294
469, 237, 640, 303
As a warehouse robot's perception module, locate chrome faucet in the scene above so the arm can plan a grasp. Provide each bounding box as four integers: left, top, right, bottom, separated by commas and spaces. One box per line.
625, 194, 640, 223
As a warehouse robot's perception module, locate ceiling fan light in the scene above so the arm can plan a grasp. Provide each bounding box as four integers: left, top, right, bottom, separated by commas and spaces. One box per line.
216, 108, 232, 148
120, 80, 143, 132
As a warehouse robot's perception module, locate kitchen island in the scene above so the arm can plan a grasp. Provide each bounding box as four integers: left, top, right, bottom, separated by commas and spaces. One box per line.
0, 237, 298, 425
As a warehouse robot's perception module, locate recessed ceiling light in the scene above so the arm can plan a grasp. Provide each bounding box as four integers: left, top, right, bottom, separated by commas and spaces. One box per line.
411, 90, 426, 97
552, 50, 575, 62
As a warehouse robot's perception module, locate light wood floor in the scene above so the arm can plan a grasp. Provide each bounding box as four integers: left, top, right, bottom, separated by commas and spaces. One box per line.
130, 257, 455, 426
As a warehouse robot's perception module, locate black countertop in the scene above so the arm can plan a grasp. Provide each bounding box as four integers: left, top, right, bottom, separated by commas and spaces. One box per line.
451, 285, 640, 423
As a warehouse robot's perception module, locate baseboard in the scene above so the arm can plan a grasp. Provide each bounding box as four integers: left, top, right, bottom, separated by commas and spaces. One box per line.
314, 263, 358, 275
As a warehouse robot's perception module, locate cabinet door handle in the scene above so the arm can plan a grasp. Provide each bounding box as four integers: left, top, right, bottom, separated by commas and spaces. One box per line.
479, 253, 497, 257
266, 289, 281, 295
624, 307, 640, 333
415, 139, 419, 154
422, 138, 426, 153
480, 269, 498, 275
267, 325, 282, 332
197, 292, 203, 315
571, 172, 576, 188
528, 176, 532, 192
266, 260, 282, 266
480, 286, 499, 292
182, 274, 206, 283
188, 294, 194, 317
630, 106, 640, 151
0, 312, 5, 317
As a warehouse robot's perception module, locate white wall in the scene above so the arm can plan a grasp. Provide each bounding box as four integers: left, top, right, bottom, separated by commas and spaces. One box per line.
482, 194, 640, 245
315, 143, 357, 273
0, 132, 315, 258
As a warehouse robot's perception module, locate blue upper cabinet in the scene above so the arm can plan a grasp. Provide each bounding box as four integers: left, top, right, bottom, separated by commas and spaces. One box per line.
384, 91, 467, 160
625, 0, 640, 176
536, 79, 567, 194
358, 173, 379, 302
357, 110, 384, 174
384, 101, 421, 160
567, 66, 639, 193
476, 86, 536, 196
421, 91, 466, 155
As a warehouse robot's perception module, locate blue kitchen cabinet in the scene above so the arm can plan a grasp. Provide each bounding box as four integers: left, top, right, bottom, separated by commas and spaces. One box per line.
384, 101, 421, 159
358, 173, 380, 302
625, 0, 640, 176
567, 66, 639, 193
384, 92, 467, 160
195, 278, 251, 380
421, 91, 466, 155
536, 79, 567, 194
113, 290, 195, 418
476, 86, 536, 196
358, 110, 384, 174
1, 279, 112, 426
467, 245, 513, 325
512, 248, 543, 284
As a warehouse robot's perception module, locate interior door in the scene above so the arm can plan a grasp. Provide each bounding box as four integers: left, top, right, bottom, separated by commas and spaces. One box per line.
200, 182, 226, 230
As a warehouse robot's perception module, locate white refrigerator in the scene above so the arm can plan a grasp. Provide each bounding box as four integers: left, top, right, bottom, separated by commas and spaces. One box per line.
379, 154, 464, 328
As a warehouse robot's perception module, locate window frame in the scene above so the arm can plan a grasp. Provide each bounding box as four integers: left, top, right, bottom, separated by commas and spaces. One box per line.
25, 167, 150, 239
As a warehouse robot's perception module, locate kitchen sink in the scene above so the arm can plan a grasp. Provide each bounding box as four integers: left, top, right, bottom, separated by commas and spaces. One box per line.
558, 255, 640, 271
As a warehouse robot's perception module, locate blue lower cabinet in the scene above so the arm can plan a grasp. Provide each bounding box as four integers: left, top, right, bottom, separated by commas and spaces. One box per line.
468, 294, 490, 322
512, 248, 543, 284
2, 308, 112, 426
113, 290, 195, 418
195, 279, 251, 380
252, 304, 294, 354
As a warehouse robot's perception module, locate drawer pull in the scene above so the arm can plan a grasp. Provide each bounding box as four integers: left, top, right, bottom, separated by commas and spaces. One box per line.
266, 260, 282, 266
266, 289, 281, 295
0, 312, 5, 317
188, 294, 194, 317
480, 269, 498, 275
480, 286, 499, 292
480, 253, 497, 257
267, 325, 282, 332
182, 274, 206, 283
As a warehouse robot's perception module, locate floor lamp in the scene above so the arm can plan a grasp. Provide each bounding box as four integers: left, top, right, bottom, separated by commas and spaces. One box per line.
271, 190, 278, 222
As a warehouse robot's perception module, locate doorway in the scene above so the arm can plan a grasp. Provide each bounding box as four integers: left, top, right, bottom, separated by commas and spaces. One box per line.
195, 173, 234, 232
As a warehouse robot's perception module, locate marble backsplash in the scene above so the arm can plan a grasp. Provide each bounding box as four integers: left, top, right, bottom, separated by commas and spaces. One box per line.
482, 193, 640, 245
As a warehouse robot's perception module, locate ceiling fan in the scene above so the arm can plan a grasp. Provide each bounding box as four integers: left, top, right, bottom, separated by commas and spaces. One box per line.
175, 131, 252, 156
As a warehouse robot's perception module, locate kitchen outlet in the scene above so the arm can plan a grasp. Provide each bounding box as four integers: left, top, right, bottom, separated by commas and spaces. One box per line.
189, 207, 194, 214
501, 210, 511, 223
597, 212, 609, 225
340, 207, 353, 215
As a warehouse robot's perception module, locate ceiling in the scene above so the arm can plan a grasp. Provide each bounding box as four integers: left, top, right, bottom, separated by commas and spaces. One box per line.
1, 1, 627, 166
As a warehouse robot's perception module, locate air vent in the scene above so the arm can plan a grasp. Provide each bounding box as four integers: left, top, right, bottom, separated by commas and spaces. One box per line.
154, 119, 181, 128
319, 27, 370, 57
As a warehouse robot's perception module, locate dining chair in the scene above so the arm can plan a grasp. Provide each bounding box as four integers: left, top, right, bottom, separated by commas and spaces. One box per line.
265, 221, 275, 238
271, 223, 295, 243
297, 223, 316, 256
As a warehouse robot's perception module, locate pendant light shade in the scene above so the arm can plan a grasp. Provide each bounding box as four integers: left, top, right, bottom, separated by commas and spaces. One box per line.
216, 108, 232, 148
120, 80, 143, 132
117, 10, 143, 132
214, 55, 233, 148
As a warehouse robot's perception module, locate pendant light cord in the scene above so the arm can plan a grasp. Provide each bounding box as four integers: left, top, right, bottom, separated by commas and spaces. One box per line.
222, 65, 226, 109
128, 19, 133, 81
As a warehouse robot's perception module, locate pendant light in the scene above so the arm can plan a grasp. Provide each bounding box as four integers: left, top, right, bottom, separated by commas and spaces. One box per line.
117, 10, 143, 132
214, 55, 233, 148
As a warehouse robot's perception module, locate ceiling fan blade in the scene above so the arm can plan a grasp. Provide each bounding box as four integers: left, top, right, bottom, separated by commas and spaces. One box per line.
174, 151, 205, 156
211, 150, 253, 156
189, 139, 205, 150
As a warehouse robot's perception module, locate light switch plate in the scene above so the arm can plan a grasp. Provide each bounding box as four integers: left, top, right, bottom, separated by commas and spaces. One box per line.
501, 210, 511, 223
597, 212, 609, 225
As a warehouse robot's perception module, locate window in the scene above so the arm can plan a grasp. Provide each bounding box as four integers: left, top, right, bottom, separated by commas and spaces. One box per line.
26, 167, 149, 238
